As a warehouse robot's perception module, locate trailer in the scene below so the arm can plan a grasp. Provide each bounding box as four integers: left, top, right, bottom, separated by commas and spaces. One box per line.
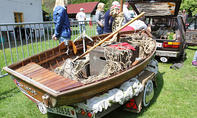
36, 59, 158, 118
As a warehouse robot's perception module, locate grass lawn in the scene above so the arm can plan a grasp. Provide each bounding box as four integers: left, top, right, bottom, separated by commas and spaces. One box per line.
0, 45, 197, 118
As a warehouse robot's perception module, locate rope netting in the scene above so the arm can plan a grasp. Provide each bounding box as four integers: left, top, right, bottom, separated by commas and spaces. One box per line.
54, 31, 155, 84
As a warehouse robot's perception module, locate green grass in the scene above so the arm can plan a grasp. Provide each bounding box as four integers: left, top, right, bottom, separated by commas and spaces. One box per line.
0, 43, 197, 117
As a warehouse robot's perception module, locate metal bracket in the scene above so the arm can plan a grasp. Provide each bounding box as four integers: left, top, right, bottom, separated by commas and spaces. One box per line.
73, 31, 93, 53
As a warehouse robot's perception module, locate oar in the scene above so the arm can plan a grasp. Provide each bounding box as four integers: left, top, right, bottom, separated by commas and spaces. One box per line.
73, 12, 145, 62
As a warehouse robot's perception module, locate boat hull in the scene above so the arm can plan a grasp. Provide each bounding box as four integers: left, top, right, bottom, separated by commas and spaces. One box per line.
56, 54, 153, 106
4, 31, 156, 107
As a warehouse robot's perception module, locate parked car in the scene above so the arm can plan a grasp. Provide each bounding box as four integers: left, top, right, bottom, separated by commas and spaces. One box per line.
129, 0, 186, 62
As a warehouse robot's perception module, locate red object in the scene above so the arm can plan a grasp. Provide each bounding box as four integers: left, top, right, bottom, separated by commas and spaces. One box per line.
163, 42, 180, 48
132, 104, 138, 110
71, 110, 75, 115
109, 42, 136, 51
126, 103, 131, 108
67, 2, 99, 14
130, 98, 135, 102
126, 98, 138, 110
121, 26, 135, 31
87, 112, 92, 118
89, 19, 92, 28
81, 110, 86, 115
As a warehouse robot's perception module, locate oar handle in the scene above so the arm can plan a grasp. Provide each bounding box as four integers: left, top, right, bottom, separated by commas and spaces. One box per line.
73, 12, 145, 62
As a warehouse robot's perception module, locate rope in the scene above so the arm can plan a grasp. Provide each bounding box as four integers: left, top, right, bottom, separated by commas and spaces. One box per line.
54, 32, 155, 84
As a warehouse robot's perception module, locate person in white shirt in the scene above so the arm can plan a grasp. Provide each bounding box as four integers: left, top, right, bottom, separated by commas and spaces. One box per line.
123, 2, 132, 25
76, 8, 86, 34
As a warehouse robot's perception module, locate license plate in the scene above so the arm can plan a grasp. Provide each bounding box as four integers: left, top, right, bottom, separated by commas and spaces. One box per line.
156, 52, 177, 57
156, 42, 162, 48
48, 106, 76, 118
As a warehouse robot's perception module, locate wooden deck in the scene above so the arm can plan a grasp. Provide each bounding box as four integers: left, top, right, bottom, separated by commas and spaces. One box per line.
15, 63, 83, 92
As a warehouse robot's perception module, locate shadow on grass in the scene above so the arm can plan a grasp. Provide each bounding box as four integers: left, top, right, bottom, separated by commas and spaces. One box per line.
155, 54, 187, 70
0, 87, 20, 101
102, 71, 164, 118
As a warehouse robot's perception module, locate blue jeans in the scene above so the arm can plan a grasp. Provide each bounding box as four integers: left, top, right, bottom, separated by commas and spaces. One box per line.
79, 24, 86, 34
193, 51, 197, 61
97, 26, 104, 35
60, 37, 70, 45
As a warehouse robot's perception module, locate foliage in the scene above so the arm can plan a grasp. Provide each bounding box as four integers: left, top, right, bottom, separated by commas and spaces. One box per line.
180, 0, 197, 16
42, 0, 197, 16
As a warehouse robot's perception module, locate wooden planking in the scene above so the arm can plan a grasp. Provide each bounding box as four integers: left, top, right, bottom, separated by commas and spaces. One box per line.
16, 63, 43, 74
57, 82, 83, 92
15, 62, 83, 92
41, 76, 71, 85
50, 80, 78, 90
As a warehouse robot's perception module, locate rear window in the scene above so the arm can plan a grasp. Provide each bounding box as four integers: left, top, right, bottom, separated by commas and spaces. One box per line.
135, 2, 176, 16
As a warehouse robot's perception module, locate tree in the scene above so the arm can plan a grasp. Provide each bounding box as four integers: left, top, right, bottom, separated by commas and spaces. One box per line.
180, 0, 197, 16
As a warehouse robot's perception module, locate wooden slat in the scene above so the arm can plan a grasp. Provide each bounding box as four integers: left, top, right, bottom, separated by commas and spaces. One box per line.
14, 62, 83, 93
26, 69, 49, 81
45, 78, 73, 87
16, 63, 42, 74
57, 82, 83, 92
41, 76, 71, 85
31, 71, 57, 82
50, 80, 78, 90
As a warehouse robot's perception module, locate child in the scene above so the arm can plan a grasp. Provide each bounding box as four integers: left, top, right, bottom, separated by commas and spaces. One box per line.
192, 51, 197, 66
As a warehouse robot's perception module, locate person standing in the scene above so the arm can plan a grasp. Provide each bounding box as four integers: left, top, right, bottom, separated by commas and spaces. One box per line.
103, 1, 120, 34
122, 2, 132, 25
95, 2, 105, 35
76, 8, 86, 34
52, 0, 71, 46
182, 9, 188, 24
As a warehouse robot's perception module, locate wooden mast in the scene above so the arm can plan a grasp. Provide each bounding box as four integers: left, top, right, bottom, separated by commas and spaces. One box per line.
120, 0, 124, 12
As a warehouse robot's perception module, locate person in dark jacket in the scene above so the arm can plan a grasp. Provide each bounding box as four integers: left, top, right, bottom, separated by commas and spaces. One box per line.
103, 1, 120, 34
52, 0, 71, 46
103, 9, 114, 34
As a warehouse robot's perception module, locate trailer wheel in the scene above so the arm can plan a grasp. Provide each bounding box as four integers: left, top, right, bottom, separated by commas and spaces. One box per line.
37, 102, 47, 114
143, 80, 154, 107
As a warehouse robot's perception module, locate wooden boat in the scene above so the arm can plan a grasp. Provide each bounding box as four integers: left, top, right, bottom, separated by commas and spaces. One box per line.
3, 30, 156, 108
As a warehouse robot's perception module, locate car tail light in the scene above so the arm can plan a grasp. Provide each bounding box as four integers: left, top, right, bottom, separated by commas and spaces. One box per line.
163, 42, 180, 48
